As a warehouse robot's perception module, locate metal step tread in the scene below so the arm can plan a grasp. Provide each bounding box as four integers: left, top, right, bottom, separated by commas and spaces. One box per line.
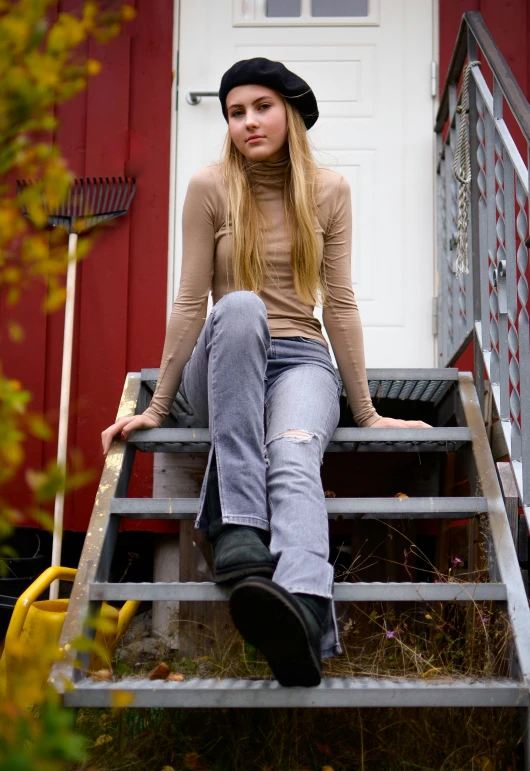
129, 427, 472, 453
110, 496, 487, 519
142, 368, 458, 410
64, 675, 529, 709
142, 367, 459, 383
129, 426, 470, 443
89, 581, 507, 602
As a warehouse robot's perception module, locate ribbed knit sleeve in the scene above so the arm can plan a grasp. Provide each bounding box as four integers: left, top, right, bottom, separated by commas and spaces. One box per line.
322, 175, 380, 428
142, 167, 216, 427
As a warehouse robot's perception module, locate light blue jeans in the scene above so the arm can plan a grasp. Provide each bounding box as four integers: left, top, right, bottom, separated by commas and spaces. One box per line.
180, 291, 343, 658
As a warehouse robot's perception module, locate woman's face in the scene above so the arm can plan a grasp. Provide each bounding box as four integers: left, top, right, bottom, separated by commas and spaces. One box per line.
226, 84, 288, 163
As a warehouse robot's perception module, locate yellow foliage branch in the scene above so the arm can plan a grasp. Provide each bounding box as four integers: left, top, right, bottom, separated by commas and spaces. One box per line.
0, 0, 135, 546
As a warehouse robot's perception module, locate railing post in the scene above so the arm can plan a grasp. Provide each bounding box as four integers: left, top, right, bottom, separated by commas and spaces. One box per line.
436, 132, 447, 365
521, 151, 530, 509
485, 85, 498, 385
503, 146, 517, 440
445, 84, 458, 362
468, 30, 484, 414
492, 80, 510, 424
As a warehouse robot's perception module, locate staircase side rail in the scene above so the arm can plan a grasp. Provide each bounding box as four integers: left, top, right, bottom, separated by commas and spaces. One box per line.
49, 372, 141, 692
459, 374, 530, 686
435, 11, 530, 528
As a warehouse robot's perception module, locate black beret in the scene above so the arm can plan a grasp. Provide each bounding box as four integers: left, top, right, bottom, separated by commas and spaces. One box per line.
219, 57, 318, 130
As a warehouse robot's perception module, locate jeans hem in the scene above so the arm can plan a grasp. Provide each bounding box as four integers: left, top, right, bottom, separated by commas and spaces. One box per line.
194, 514, 269, 531
322, 641, 343, 659
286, 585, 334, 600
221, 515, 270, 530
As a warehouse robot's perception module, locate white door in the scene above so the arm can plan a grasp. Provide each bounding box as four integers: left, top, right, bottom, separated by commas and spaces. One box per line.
171, 0, 435, 367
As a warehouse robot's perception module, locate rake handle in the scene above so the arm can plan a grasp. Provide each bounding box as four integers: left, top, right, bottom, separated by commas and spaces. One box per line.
50, 232, 78, 600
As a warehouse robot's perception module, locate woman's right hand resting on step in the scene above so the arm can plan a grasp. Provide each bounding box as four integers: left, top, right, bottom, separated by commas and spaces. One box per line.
101, 414, 159, 457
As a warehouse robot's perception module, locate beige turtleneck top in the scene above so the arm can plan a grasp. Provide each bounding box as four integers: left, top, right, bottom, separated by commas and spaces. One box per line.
142, 155, 380, 428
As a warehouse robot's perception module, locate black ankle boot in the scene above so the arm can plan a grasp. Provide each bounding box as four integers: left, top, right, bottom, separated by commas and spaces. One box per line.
206, 451, 276, 583
229, 577, 331, 687
293, 591, 331, 661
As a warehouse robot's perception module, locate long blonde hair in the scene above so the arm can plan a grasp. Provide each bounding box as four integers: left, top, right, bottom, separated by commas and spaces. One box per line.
220, 99, 325, 307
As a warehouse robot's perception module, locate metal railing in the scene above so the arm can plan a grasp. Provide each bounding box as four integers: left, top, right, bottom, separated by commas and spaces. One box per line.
435, 11, 530, 529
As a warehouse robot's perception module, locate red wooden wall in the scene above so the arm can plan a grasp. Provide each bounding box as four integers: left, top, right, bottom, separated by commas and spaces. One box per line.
0, 0, 174, 533
439, 0, 530, 102
439, 0, 530, 162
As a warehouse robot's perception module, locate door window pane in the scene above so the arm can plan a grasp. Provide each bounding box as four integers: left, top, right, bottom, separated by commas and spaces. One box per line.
266, 0, 301, 17
312, 0, 368, 16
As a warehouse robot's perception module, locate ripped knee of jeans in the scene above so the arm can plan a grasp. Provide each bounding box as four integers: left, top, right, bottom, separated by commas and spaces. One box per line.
272, 429, 315, 443
267, 429, 324, 464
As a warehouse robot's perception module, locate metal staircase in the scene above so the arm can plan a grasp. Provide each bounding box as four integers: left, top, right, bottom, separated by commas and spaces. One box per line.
49, 368, 530, 749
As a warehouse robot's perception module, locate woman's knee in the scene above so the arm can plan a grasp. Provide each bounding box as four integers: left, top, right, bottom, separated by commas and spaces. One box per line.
216, 290, 266, 317
213, 291, 268, 336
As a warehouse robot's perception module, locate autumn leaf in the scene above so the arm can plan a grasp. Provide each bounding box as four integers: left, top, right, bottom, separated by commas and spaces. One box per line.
149, 662, 170, 681
184, 752, 210, 771
90, 669, 113, 682
43, 284, 67, 312
111, 690, 135, 708
26, 413, 52, 439
422, 667, 442, 678
93, 734, 113, 747
7, 321, 24, 342
86, 58, 101, 76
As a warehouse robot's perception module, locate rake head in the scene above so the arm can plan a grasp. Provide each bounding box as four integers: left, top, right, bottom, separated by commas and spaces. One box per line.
16, 176, 136, 233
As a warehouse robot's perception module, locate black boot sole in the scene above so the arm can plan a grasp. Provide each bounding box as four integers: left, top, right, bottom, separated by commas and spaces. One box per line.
214, 562, 275, 583
229, 577, 322, 687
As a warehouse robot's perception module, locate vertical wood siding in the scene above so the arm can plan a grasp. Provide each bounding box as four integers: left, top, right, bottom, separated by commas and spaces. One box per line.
439, 0, 529, 157
0, 1, 174, 533
439, 0, 529, 99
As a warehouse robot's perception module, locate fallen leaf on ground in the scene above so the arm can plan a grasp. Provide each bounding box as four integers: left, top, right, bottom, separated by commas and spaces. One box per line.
422, 667, 441, 678
184, 752, 209, 770
475, 758, 494, 771
149, 662, 170, 680
94, 734, 113, 747
91, 669, 113, 681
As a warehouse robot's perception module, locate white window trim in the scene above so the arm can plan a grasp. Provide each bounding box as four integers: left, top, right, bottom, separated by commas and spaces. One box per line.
233, 0, 380, 27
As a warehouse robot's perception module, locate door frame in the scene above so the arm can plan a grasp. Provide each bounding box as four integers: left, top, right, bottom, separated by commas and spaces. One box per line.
431, 0, 439, 366
166, 0, 181, 318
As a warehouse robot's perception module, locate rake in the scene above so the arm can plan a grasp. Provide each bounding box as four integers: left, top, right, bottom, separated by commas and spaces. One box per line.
16, 176, 136, 599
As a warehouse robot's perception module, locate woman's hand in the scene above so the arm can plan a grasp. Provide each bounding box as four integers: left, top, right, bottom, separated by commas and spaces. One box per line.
369, 416, 432, 429
101, 414, 159, 457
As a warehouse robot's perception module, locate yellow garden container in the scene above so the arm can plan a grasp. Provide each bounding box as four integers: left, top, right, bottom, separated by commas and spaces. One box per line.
0, 566, 139, 703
